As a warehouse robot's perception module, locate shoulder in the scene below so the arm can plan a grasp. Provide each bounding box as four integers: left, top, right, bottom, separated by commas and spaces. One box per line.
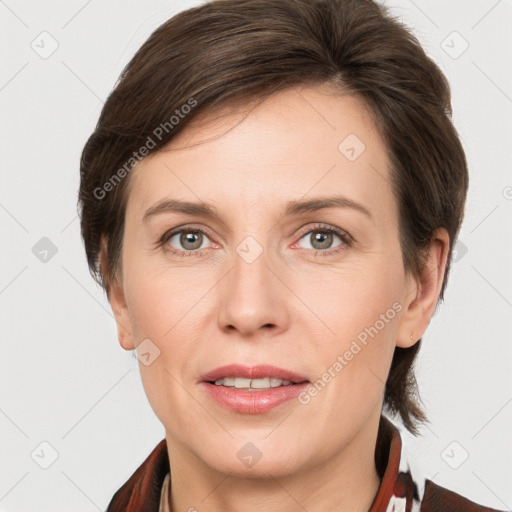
421, 479, 506, 512
381, 416, 506, 512
106, 439, 169, 512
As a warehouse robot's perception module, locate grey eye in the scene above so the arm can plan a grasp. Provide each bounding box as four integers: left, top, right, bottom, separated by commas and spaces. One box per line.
298, 230, 343, 251
168, 230, 210, 251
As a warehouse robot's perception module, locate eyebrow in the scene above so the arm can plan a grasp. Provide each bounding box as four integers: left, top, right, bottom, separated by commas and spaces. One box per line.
142, 195, 372, 224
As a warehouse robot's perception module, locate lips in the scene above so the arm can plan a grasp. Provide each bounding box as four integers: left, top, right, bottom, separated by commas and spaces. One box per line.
200, 364, 309, 384
199, 364, 310, 414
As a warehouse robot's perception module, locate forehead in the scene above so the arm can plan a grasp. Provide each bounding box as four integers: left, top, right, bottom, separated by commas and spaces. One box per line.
126, 85, 395, 224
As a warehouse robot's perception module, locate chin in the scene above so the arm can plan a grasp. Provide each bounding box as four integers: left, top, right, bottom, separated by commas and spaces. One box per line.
193, 436, 310, 478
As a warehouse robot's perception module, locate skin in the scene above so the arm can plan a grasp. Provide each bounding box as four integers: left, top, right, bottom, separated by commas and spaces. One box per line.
103, 84, 449, 512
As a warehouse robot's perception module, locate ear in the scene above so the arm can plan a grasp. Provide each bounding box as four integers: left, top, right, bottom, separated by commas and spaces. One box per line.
396, 228, 450, 348
99, 237, 135, 351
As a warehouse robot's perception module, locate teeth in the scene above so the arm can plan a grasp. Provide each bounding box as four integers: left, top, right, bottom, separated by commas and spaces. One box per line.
250, 377, 270, 389
213, 377, 294, 389
235, 378, 252, 389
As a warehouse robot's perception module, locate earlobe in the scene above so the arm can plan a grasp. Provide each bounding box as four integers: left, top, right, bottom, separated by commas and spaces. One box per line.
396, 228, 450, 348
396, 275, 423, 348
99, 238, 135, 351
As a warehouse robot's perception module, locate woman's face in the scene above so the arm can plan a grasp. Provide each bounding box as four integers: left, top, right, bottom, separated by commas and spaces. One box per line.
110, 85, 421, 477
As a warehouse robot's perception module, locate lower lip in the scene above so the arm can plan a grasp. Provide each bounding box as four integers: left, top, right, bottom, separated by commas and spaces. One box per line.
201, 382, 309, 414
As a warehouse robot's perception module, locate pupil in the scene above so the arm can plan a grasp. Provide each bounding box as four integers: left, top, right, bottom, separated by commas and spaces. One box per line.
313, 231, 332, 250
181, 231, 201, 250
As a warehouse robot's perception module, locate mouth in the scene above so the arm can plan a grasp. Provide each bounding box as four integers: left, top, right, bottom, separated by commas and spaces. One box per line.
199, 364, 310, 413
209, 376, 299, 390
200, 363, 309, 387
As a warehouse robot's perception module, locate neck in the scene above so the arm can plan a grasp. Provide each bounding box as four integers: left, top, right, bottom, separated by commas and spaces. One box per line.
165, 411, 383, 512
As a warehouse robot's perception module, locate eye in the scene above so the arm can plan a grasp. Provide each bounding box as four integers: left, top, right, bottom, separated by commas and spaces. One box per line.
162, 227, 212, 256
294, 224, 352, 255
159, 223, 352, 258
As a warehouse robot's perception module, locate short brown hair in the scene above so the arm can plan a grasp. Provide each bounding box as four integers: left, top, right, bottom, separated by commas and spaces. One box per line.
78, 0, 468, 435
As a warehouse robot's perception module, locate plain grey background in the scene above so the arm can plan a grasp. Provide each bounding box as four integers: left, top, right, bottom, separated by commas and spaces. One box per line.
1, 0, 511, 510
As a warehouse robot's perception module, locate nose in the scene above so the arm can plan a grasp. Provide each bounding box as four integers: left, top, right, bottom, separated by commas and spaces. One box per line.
217, 242, 289, 338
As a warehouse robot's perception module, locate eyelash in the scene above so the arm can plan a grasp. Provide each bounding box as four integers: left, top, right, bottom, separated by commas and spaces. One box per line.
158, 223, 353, 258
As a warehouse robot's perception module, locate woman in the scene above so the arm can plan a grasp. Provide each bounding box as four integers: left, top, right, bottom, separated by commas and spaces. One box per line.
78, 0, 505, 510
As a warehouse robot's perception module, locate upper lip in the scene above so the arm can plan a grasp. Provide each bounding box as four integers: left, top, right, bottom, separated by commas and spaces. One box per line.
200, 364, 309, 384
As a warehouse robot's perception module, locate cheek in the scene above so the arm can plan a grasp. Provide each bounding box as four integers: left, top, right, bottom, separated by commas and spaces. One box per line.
124, 252, 206, 338
122, 255, 218, 412
294, 257, 403, 337
297, 261, 403, 403
123, 271, 204, 434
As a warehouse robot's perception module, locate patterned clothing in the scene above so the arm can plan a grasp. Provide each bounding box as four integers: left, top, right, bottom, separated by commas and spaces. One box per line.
106, 415, 504, 512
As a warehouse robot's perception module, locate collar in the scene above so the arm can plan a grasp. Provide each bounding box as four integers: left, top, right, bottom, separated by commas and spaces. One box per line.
108, 415, 424, 512
369, 415, 423, 512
